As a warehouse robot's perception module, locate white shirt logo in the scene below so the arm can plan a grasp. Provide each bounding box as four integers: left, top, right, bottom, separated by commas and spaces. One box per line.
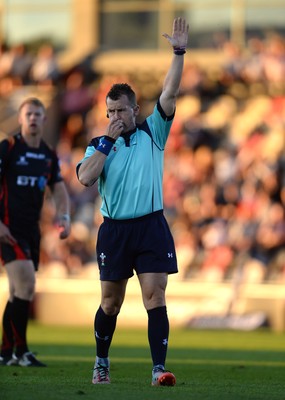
16, 156, 29, 166
100, 252, 106, 266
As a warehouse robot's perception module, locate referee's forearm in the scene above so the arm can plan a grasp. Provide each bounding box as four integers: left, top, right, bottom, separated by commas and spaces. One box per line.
160, 54, 184, 115
162, 54, 184, 97
78, 153, 105, 187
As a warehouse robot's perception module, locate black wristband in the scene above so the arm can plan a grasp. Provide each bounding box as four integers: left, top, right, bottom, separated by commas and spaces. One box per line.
104, 135, 116, 143
174, 49, 186, 55
173, 46, 186, 56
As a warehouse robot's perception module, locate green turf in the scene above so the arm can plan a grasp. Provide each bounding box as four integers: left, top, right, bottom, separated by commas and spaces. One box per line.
1, 323, 285, 400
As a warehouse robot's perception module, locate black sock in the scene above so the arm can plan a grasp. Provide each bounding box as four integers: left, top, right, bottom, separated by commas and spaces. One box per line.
10, 297, 30, 357
94, 306, 118, 358
147, 306, 169, 368
1, 301, 14, 358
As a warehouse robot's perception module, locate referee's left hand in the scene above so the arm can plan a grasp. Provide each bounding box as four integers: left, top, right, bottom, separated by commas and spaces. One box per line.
162, 17, 189, 49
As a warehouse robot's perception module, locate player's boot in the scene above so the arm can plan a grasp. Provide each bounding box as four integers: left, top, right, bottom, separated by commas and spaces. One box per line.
151, 366, 176, 386
92, 363, 110, 384
18, 352, 46, 367
0, 354, 19, 366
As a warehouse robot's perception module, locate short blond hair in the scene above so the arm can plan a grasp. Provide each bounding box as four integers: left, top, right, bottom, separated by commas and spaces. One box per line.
19, 97, 46, 113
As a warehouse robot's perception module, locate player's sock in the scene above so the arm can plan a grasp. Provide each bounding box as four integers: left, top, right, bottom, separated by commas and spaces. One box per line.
0, 301, 14, 358
95, 356, 109, 367
10, 297, 30, 357
147, 306, 169, 367
94, 306, 118, 358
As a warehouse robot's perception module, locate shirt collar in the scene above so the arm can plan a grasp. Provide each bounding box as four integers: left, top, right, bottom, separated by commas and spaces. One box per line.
120, 127, 137, 147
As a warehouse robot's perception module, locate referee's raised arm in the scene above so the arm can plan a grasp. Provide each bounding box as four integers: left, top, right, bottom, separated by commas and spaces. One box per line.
159, 17, 189, 117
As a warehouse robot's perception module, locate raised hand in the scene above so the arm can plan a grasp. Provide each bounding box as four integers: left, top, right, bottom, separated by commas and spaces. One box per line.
162, 17, 189, 50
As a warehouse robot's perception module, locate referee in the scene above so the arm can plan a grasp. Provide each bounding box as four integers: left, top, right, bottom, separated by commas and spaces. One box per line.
77, 17, 189, 386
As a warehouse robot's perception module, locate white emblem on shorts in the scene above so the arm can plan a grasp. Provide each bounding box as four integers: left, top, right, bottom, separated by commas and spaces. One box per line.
168, 252, 174, 258
99, 252, 106, 266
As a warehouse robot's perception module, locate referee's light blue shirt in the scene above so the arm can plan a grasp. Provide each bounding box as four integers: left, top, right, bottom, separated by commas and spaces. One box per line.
77, 101, 174, 220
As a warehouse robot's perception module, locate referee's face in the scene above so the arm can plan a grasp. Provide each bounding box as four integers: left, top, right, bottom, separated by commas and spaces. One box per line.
106, 95, 139, 133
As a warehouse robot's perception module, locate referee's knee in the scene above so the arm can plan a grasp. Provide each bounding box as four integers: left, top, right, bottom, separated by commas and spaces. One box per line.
101, 301, 122, 316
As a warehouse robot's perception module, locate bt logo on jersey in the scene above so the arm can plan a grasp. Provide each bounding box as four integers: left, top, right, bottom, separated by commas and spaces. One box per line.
16, 175, 47, 190
17, 175, 38, 186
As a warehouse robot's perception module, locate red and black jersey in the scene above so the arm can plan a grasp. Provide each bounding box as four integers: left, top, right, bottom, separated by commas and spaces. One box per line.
0, 132, 63, 230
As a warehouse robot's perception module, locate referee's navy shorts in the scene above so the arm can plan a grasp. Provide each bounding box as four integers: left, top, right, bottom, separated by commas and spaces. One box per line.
96, 210, 178, 281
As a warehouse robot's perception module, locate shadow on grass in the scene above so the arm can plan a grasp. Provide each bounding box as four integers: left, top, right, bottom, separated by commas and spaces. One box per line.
24, 343, 285, 364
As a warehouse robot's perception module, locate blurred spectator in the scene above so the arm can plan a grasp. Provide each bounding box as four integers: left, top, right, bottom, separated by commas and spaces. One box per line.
251, 202, 285, 280
0, 44, 13, 79
9, 44, 33, 84
30, 44, 60, 85
262, 33, 285, 86
60, 70, 95, 123
242, 37, 265, 84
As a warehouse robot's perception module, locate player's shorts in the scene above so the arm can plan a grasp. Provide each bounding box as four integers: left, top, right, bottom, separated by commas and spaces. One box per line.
96, 210, 178, 281
0, 227, 40, 271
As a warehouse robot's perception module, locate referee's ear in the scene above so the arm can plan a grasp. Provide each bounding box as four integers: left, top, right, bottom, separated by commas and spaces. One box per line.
133, 104, 140, 116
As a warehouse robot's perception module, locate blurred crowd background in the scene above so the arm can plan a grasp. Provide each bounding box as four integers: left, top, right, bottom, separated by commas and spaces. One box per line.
0, 3, 284, 285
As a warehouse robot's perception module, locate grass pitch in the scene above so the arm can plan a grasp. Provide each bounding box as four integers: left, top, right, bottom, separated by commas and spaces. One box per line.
1, 323, 285, 400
